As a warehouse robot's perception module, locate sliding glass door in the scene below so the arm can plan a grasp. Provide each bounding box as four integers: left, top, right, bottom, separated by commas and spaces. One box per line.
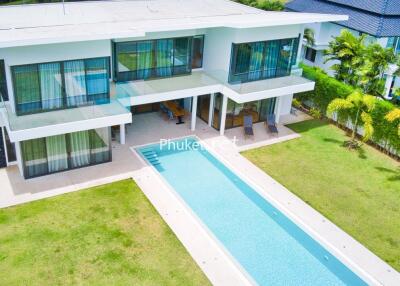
12, 57, 110, 115
21, 127, 111, 178
114, 36, 195, 82
229, 36, 300, 84
0, 60, 8, 101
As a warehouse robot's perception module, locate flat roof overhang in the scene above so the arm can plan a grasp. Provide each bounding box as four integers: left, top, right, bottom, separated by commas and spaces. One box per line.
1, 101, 132, 142
116, 71, 315, 106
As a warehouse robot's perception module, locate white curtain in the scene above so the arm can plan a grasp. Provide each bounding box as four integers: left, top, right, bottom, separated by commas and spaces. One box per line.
70, 131, 90, 168
46, 134, 68, 173
64, 60, 87, 107
39, 63, 63, 109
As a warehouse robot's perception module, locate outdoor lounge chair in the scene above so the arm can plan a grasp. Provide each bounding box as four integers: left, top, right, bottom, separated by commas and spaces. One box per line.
266, 114, 278, 134
243, 115, 254, 137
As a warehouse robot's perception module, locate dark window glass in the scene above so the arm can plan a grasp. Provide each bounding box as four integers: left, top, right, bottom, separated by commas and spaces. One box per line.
4, 128, 16, 162
114, 37, 194, 82
192, 35, 204, 69
305, 47, 317, 63
12, 57, 110, 115
0, 60, 8, 101
229, 37, 299, 84
21, 127, 111, 178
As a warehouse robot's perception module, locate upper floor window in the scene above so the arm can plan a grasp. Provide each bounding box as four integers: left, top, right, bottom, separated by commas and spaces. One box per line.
0, 60, 8, 101
192, 35, 204, 69
304, 47, 317, 63
114, 36, 199, 82
387, 37, 400, 55
12, 57, 110, 115
228, 37, 299, 84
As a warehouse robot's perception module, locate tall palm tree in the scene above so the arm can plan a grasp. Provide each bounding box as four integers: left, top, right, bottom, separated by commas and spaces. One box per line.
327, 90, 376, 148
385, 108, 400, 136
324, 30, 366, 85
303, 28, 315, 46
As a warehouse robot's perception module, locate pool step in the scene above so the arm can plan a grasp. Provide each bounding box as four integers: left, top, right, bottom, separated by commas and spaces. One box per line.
142, 149, 161, 166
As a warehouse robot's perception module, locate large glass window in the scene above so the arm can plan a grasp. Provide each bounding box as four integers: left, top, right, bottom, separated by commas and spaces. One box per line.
0, 60, 8, 101
12, 57, 110, 115
21, 127, 111, 178
192, 35, 204, 69
229, 37, 299, 84
114, 36, 197, 82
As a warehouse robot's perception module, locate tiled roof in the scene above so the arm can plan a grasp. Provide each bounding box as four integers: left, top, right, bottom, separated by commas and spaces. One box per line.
286, 0, 400, 37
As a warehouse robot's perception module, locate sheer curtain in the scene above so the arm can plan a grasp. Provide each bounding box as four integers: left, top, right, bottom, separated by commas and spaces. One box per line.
39, 63, 63, 110
263, 41, 279, 78
70, 131, 90, 168
137, 41, 153, 79
248, 42, 265, 81
46, 134, 68, 173
64, 60, 87, 107
13, 65, 41, 114
156, 39, 173, 77
90, 128, 111, 164
21, 138, 48, 178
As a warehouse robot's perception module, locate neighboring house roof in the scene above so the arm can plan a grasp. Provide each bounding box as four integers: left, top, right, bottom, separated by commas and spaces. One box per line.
0, 0, 346, 48
286, 0, 400, 37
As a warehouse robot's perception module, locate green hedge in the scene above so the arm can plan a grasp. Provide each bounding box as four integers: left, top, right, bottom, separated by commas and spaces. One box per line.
298, 64, 400, 154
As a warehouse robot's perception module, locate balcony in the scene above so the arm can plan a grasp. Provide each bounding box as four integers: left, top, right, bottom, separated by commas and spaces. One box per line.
0, 94, 131, 142
114, 70, 314, 105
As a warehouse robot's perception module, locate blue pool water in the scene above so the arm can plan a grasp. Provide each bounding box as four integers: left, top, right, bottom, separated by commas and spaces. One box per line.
138, 138, 367, 286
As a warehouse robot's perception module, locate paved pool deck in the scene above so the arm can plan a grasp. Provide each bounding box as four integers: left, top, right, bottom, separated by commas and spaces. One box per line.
0, 111, 399, 285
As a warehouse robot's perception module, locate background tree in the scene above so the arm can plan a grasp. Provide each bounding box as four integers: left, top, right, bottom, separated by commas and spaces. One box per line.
234, 0, 285, 11
324, 30, 366, 86
385, 108, 400, 136
327, 90, 376, 148
357, 44, 397, 96
303, 28, 315, 46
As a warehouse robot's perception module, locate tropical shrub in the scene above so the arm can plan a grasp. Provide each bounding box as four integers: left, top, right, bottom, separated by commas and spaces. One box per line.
309, 107, 322, 119
234, 0, 285, 11
299, 64, 400, 154
292, 98, 302, 109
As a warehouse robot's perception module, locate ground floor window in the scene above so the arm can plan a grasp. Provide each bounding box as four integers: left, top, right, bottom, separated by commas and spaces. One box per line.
197, 94, 276, 130
304, 47, 317, 63
21, 127, 111, 178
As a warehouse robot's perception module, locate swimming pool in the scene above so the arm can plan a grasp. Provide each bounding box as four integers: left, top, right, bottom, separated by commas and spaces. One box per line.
138, 137, 367, 285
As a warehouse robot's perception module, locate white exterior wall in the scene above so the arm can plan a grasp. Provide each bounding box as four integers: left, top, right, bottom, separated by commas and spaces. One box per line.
279, 94, 294, 116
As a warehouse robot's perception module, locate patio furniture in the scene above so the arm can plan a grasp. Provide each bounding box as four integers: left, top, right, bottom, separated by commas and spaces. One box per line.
163, 101, 186, 124
266, 114, 278, 134
243, 115, 254, 137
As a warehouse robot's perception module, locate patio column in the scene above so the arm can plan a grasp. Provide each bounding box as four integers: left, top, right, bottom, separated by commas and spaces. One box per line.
191, 95, 198, 131
219, 94, 228, 136
120, 124, 126, 145
208, 93, 215, 127
274, 96, 282, 124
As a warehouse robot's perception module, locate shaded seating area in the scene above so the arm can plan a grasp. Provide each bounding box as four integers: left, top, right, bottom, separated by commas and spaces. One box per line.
160, 101, 186, 124
243, 115, 254, 138
266, 114, 278, 134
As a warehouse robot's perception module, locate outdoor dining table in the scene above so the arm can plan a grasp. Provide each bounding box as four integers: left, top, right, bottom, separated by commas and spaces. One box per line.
163, 101, 186, 124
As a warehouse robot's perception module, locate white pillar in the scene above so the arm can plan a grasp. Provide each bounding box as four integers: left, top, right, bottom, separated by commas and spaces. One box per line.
274, 97, 282, 124
15, 142, 24, 177
119, 124, 126, 145
191, 95, 198, 131
208, 93, 215, 127
219, 94, 228, 136
384, 74, 394, 99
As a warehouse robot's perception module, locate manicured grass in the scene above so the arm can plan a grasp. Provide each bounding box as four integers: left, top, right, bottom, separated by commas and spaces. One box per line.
242, 119, 400, 271
0, 179, 210, 285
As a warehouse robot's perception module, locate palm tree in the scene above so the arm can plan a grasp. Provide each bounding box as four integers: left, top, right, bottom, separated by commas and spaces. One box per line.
324, 30, 366, 85
327, 90, 376, 148
385, 108, 400, 136
357, 44, 397, 96
303, 28, 315, 46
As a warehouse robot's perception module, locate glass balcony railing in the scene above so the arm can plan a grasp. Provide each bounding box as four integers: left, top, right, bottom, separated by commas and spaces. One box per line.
0, 91, 131, 134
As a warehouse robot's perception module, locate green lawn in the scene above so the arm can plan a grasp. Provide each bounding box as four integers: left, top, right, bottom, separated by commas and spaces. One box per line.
0, 180, 210, 286
242, 119, 400, 271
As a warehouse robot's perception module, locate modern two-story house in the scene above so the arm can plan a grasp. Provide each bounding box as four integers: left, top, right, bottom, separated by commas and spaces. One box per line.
0, 0, 346, 179
286, 0, 400, 98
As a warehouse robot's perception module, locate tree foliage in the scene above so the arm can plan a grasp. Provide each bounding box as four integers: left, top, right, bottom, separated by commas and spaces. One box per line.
303, 28, 315, 46
234, 0, 285, 11
324, 30, 398, 96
